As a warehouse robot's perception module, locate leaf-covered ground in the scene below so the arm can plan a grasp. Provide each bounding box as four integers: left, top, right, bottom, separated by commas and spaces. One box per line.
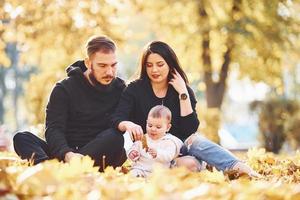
1, 148, 300, 200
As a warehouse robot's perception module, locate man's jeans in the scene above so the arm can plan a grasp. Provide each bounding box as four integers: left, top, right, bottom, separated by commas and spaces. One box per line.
181, 134, 238, 171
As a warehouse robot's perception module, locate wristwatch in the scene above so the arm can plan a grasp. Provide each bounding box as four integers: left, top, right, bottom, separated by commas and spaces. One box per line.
179, 93, 188, 100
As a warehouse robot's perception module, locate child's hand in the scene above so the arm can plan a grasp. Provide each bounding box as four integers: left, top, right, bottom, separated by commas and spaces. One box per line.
128, 150, 140, 161
148, 148, 157, 158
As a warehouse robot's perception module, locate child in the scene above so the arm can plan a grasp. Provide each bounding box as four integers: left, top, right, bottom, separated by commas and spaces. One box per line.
127, 105, 183, 177
127, 105, 260, 178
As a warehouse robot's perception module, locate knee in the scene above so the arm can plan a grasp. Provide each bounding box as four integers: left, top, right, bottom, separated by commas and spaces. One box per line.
110, 129, 124, 149
13, 131, 33, 153
189, 136, 215, 152
175, 156, 201, 172
13, 131, 30, 145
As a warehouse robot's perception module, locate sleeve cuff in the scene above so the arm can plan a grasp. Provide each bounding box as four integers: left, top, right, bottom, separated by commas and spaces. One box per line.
112, 119, 124, 131
180, 112, 199, 125
180, 112, 200, 137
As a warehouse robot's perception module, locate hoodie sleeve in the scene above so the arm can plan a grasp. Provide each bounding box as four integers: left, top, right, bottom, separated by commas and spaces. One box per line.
111, 83, 135, 130
45, 83, 73, 161
179, 86, 200, 140
126, 141, 142, 161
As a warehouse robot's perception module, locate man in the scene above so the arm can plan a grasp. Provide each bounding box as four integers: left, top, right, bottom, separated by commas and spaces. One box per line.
13, 36, 126, 171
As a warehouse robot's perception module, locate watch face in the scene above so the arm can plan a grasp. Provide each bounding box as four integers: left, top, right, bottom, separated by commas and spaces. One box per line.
180, 93, 188, 100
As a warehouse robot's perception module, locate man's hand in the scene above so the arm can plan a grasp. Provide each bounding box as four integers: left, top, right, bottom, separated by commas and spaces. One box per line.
64, 152, 84, 162
119, 121, 144, 141
148, 148, 157, 158
128, 150, 140, 161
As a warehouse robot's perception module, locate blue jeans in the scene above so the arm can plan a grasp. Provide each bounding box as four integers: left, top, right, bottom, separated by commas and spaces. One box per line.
181, 134, 239, 171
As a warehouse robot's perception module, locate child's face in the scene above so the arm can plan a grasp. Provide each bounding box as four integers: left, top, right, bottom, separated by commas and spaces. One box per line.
146, 117, 171, 140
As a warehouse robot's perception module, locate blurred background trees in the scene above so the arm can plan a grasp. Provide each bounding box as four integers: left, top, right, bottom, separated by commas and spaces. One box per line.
130, 0, 300, 143
0, 0, 134, 127
1, 0, 300, 153
250, 98, 300, 153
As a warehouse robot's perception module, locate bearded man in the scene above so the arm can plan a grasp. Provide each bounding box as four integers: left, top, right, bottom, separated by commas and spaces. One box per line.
13, 36, 126, 171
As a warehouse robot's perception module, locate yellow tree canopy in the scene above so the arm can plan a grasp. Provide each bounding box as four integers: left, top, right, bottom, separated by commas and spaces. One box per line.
0, 0, 135, 124
131, 0, 300, 100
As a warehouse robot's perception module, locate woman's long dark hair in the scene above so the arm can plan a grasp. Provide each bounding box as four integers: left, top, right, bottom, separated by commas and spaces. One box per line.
138, 41, 189, 84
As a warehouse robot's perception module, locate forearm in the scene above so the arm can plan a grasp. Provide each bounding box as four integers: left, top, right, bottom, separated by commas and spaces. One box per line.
179, 93, 193, 116
179, 86, 199, 136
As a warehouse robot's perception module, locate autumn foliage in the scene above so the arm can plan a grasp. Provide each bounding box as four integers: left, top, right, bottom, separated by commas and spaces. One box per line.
1, 148, 300, 199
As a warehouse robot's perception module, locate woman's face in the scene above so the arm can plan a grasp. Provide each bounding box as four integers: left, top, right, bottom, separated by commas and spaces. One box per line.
146, 53, 170, 85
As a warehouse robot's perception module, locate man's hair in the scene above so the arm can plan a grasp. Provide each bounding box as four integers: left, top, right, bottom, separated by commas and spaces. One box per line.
86, 36, 116, 58
148, 105, 172, 123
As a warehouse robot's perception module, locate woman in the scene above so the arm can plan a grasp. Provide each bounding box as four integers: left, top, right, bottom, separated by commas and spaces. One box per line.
112, 41, 258, 176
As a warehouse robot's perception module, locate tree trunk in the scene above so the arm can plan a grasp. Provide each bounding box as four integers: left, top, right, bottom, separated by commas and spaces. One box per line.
205, 42, 232, 108
199, 0, 240, 109
197, 1, 240, 143
6, 42, 20, 129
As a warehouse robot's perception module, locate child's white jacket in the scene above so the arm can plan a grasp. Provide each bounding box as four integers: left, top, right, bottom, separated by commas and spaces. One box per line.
127, 133, 183, 174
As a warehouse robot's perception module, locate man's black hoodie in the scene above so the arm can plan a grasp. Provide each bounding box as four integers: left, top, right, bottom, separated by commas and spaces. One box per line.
45, 60, 126, 160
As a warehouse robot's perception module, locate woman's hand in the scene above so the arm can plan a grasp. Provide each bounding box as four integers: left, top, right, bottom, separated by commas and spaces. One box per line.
168, 69, 188, 95
119, 121, 144, 141
148, 148, 157, 158
169, 69, 193, 117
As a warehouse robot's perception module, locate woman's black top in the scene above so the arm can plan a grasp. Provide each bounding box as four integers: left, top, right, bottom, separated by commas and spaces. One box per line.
112, 78, 199, 141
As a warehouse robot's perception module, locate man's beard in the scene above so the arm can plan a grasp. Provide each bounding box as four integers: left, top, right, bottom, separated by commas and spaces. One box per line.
88, 65, 115, 91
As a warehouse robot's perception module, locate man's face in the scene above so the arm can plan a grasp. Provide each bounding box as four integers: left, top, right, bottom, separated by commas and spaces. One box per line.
87, 51, 117, 85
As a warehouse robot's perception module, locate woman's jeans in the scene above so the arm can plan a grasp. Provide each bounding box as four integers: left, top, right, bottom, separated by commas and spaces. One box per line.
181, 134, 239, 171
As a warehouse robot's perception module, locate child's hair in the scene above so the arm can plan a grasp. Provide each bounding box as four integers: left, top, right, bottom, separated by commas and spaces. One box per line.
148, 105, 172, 123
